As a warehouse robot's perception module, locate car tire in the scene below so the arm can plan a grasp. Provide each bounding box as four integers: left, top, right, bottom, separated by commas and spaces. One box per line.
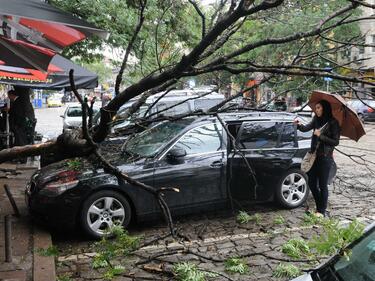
80, 190, 132, 239
275, 169, 309, 209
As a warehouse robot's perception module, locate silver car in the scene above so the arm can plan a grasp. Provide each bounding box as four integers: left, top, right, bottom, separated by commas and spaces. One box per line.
61, 104, 99, 132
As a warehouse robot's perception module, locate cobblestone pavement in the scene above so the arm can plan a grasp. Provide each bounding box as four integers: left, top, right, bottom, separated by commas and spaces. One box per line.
54, 123, 375, 281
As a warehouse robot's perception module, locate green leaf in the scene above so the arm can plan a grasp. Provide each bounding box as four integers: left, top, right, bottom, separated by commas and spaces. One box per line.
173, 262, 216, 281
103, 265, 125, 280
309, 219, 365, 256
281, 238, 310, 259
236, 211, 262, 225
57, 274, 72, 281
274, 215, 285, 225
273, 263, 301, 278
225, 257, 249, 275
92, 254, 109, 269
36, 245, 59, 257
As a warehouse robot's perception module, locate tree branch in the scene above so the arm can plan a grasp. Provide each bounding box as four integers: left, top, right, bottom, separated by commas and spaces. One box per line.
188, 0, 206, 38
115, 0, 147, 96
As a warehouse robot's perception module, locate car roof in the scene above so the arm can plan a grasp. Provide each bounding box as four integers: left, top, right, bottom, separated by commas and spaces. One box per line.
119, 91, 223, 108
192, 111, 298, 124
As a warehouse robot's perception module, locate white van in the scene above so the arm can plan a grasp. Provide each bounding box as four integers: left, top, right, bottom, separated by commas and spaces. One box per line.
94, 89, 224, 133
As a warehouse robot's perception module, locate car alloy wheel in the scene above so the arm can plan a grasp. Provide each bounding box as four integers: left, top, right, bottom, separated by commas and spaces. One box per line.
276, 169, 309, 208
81, 190, 131, 238
87, 197, 125, 234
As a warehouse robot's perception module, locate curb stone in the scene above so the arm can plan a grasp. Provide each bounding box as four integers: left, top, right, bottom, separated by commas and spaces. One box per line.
33, 227, 56, 281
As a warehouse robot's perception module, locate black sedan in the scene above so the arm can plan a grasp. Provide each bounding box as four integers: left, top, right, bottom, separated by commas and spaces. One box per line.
26, 112, 311, 238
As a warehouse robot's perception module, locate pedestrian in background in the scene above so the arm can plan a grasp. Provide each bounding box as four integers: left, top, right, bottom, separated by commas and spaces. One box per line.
8, 88, 36, 148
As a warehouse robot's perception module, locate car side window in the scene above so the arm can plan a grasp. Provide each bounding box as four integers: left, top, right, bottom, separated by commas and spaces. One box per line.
194, 99, 222, 110
297, 128, 312, 140
279, 122, 296, 148
156, 102, 190, 116
236, 122, 278, 149
173, 123, 223, 155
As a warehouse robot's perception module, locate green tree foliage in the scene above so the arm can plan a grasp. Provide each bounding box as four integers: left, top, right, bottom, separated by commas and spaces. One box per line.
202, 0, 362, 97
50, 0, 361, 97
50, 0, 202, 85
75, 60, 113, 85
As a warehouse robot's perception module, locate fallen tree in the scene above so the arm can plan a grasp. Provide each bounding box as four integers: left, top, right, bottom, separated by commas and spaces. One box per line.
1, 0, 375, 234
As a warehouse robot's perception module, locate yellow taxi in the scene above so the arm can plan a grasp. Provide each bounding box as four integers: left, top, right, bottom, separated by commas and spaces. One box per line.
47, 96, 63, 107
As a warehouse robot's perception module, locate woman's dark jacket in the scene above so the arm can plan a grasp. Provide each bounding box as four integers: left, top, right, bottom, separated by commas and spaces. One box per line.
297, 116, 340, 156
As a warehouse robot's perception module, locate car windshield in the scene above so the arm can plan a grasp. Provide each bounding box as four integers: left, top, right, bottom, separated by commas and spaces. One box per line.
123, 120, 193, 157
67, 107, 82, 117
331, 226, 375, 281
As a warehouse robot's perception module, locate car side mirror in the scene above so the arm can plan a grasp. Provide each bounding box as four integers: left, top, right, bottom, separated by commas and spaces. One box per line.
60, 115, 64, 118
167, 148, 186, 164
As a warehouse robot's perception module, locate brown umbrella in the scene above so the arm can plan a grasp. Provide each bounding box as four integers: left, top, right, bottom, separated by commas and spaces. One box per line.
308, 90, 366, 142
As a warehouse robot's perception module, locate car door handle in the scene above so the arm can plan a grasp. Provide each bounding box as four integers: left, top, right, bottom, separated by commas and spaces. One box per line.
210, 160, 224, 168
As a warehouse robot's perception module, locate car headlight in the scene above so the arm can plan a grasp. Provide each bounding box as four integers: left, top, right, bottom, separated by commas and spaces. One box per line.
40, 180, 79, 196
39, 170, 80, 196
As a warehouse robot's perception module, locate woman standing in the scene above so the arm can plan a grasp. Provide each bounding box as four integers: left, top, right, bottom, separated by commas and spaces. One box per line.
295, 100, 340, 217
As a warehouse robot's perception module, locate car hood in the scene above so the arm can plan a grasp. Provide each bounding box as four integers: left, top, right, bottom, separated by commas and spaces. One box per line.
34, 141, 151, 186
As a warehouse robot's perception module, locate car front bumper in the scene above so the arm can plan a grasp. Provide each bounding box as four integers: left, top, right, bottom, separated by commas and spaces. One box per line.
364, 112, 375, 121
25, 183, 83, 229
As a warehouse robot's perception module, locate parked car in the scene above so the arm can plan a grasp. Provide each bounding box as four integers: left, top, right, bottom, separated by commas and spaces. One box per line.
347, 99, 375, 122
61, 103, 99, 132
291, 221, 375, 281
93, 89, 225, 134
26, 112, 311, 238
265, 99, 288, 111
47, 96, 63, 107
292, 103, 314, 118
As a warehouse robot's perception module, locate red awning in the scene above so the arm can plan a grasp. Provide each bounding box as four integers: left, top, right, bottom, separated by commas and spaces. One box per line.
0, 0, 109, 52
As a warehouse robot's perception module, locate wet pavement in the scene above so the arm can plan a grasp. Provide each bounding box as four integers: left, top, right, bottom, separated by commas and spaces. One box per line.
0, 162, 47, 281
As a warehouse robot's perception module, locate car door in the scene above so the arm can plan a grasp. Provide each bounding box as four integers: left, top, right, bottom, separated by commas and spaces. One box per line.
153, 122, 227, 212
228, 121, 297, 201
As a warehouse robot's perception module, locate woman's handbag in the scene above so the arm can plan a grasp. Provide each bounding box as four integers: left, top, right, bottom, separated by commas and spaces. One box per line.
300, 122, 329, 173
301, 149, 317, 173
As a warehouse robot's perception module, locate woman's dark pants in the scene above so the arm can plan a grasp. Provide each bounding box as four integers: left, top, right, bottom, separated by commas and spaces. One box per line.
307, 156, 333, 214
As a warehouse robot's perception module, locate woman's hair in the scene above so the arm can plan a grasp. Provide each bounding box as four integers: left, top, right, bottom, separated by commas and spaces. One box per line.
316, 99, 333, 121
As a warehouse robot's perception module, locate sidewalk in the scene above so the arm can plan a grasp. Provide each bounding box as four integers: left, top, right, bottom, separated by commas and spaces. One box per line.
0, 161, 56, 281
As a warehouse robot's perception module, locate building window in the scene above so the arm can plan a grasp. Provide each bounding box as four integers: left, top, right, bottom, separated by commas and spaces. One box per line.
359, 45, 365, 54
